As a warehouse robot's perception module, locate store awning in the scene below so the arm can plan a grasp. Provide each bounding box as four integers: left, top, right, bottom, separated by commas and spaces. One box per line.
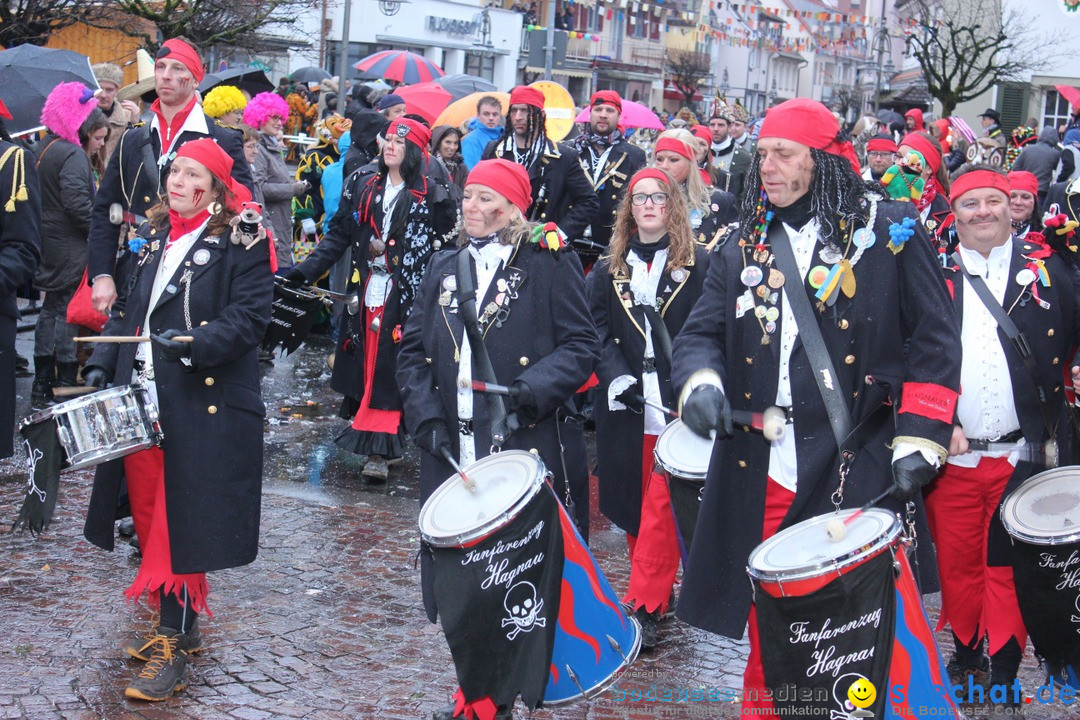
663, 82, 702, 101
524, 66, 593, 79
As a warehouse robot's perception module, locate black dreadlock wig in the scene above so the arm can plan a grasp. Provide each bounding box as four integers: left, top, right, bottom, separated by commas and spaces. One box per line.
0, 118, 12, 144
739, 147, 882, 249
497, 105, 547, 168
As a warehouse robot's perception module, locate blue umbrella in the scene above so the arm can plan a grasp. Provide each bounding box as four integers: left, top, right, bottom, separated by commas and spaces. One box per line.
0, 45, 98, 136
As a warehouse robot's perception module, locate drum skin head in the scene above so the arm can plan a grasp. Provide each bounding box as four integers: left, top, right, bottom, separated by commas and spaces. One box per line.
418, 450, 543, 547
748, 508, 900, 580
1002, 467, 1080, 545
654, 419, 715, 480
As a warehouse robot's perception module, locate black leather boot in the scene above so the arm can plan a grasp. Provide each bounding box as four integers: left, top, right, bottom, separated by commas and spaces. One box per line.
31, 356, 55, 401
56, 361, 79, 388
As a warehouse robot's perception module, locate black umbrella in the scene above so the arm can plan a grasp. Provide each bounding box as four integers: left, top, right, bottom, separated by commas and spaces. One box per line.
876, 108, 904, 127
290, 66, 332, 84
433, 73, 496, 102
199, 66, 274, 97
0, 45, 97, 136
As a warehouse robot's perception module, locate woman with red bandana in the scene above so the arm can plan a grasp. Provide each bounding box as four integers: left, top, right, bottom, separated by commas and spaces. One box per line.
587, 167, 710, 650
283, 118, 458, 482
651, 129, 738, 248
81, 138, 272, 702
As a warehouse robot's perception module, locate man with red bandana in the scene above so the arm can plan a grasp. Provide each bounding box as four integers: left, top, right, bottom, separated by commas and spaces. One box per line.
670, 98, 961, 715
87, 38, 253, 315
932, 166, 1080, 709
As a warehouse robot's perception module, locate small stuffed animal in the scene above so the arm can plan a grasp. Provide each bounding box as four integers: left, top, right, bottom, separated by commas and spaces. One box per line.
880, 150, 926, 203
229, 201, 268, 248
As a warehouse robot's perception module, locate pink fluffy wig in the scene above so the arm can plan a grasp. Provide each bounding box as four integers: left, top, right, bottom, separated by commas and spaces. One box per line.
41, 82, 99, 146
243, 92, 290, 130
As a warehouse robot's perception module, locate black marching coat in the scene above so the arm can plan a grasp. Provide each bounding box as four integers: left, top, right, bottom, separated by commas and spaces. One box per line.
83, 221, 273, 574
397, 239, 599, 621
671, 199, 961, 639
0, 143, 41, 459
579, 141, 646, 250
588, 245, 710, 535
693, 188, 739, 248
87, 114, 253, 287
296, 166, 458, 410
941, 238, 1080, 565
482, 138, 600, 241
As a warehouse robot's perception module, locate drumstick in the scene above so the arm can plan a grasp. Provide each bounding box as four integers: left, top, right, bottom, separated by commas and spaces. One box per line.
825, 489, 891, 543
75, 336, 194, 343
51, 385, 100, 398
439, 446, 477, 493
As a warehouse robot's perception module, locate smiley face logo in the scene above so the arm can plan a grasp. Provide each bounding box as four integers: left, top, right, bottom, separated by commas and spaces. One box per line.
847, 677, 876, 709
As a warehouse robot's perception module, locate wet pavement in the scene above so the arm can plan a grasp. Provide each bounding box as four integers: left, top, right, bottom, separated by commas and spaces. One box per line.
0, 318, 1074, 719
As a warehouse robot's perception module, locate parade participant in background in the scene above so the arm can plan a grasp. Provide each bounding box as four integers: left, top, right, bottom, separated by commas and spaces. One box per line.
1057, 128, 1080, 183
245, 91, 308, 268
284, 82, 318, 163
80, 138, 272, 702
292, 113, 351, 263
587, 167, 709, 650
87, 38, 252, 315
1010, 126, 1062, 205
397, 158, 598, 720
671, 98, 960, 714
481, 85, 598, 243
377, 94, 407, 122
201, 85, 247, 128
1008, 170, 1042, 240
573, 90, 646, 269
0, 99, 41, 458
904, 107, 925, 134
343, 93, 390, 177
706, 98, 750, 199
899, 130, 951, 244
862, 134, 897, 182
283, 118, 457, 482
730, 100, 754, 153
460, 95, 504, 171
979, 108, 1007, 148
651, 129, 738, 247
431, 125, 468, 191
91, 62, 140, 170
689, 124, 725, 188
30, 83, 106, 401
931, 167, 1080, 710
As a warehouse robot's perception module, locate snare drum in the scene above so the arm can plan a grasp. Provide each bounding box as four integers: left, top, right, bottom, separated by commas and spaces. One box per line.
1001, 467, 1080, 681
419, 451, 639, 708
654, 419, 714, 562
20, 384, 162, 471
263, 281, 326, 354
747, 509, 957, 716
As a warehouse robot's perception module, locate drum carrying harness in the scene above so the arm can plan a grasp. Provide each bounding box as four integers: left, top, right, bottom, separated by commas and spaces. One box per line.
951, 251, 1062, 467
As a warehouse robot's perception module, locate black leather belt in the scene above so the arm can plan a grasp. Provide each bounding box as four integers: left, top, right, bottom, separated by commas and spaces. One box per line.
967, 429, 1024, 451
642, 356, 656, 373
458, 419, 474, 436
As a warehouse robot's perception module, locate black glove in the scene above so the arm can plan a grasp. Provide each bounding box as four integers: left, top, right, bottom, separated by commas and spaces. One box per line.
681, 385, 732, 439
509, 380, 540, 426
890, 453, 939, 502
280, 266, 307, 289
414, 419, 451, 457
614, 386, 644, 412
82, 366, 112, 389
150, 329, 192, 362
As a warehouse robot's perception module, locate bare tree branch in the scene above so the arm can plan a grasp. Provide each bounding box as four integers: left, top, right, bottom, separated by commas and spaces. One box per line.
0, 0, 103, 47
666, 49, 711, 108
904, 0, 1061, 116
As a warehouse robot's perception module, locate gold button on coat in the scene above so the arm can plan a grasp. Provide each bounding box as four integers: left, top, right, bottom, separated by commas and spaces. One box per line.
207, 405, 218, 414
204, 377, 215, 386
519, 356, 530, 366
844, 355, 855, 365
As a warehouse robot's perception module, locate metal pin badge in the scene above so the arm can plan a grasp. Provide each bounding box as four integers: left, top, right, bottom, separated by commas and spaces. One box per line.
193, 249, 211, 265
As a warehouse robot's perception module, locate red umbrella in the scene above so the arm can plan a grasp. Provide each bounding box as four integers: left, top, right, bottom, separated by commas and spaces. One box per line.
395, 82, 452, 126
1056, 84, 1080, 111
354, 50, 445, 85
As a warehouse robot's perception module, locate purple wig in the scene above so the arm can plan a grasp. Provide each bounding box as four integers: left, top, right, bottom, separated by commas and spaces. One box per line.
243, 92, 290, 130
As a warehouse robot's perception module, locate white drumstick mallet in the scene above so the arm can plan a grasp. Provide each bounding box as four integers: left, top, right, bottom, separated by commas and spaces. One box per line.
825, 489, 891, 543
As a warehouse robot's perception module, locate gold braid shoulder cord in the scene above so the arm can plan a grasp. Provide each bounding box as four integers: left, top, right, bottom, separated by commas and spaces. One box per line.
0, 145, 29, 212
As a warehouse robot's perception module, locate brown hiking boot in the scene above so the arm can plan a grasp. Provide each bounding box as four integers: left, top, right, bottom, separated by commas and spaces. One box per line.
125, 615, 202, 661
124, 627, 188, 701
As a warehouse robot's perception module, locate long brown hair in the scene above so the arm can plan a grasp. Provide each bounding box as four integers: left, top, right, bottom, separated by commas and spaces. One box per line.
604, 169, 694, 277
146, 174, 236, 237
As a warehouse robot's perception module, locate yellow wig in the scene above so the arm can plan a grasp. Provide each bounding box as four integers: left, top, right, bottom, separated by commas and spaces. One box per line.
203, 85, 247, 119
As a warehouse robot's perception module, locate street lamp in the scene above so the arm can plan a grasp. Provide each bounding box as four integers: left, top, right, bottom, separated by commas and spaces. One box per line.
872, 0, 889, 112
720, 67, 729, 96
768, 77, 777, 105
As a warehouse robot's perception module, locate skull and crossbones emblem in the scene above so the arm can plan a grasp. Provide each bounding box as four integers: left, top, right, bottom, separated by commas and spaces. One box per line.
501, 581, 546, 641
1071, 593, 1080, 632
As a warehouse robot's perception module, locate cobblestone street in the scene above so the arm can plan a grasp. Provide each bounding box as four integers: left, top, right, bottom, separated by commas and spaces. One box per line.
0, 331, 1072, 719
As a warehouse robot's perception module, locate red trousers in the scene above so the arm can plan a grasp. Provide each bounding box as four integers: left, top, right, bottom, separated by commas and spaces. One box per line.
350, 304, 401, 434
743, 478, 795, 716
123, 447, 210, 614
624, 434, 681, 614
924, 457, 1027, 655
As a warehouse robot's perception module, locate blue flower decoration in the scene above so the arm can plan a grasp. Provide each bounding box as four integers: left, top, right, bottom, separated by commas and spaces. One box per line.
887, 216, 917, 254
128, 236, 148, 254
